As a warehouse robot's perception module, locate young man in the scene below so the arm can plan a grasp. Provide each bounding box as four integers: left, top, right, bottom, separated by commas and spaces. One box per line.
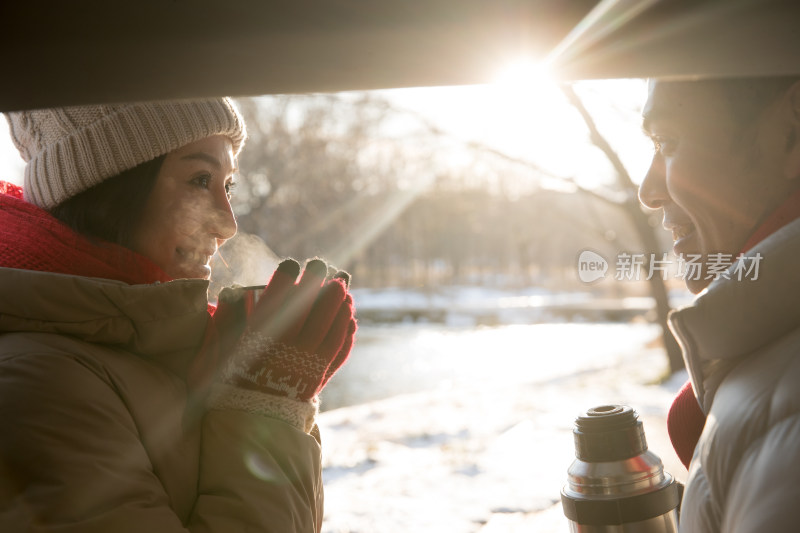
639, 77, 800, 531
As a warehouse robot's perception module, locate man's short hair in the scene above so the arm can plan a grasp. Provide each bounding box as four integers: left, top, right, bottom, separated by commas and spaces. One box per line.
711, 75, 800, 125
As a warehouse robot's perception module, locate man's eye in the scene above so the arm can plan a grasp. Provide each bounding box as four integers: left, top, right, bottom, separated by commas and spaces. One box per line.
652, 136, 677, 156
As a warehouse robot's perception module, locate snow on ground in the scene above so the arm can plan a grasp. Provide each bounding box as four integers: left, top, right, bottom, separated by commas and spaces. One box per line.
317, 321, 688, 533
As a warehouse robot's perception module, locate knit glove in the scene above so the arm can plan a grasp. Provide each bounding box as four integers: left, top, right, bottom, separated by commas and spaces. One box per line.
187, 283, 258, 395
207, 258, 356, 431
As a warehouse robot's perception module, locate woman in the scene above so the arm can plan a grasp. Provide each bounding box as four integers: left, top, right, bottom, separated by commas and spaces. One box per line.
0, 99, 356, 532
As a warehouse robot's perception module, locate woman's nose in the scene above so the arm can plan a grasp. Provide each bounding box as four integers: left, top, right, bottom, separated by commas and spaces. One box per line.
209, 194, 237, 241
638, 155, 669, 210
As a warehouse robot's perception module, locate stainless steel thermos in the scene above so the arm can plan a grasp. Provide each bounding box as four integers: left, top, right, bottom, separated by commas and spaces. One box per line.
561, 405, 681, 532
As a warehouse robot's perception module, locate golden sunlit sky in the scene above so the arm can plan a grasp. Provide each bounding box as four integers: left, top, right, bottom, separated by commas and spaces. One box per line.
376, 74, 651, 190
0, 69, 652, 192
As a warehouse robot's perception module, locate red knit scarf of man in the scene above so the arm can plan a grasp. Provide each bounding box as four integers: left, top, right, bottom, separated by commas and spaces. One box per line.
0, 181, 171, 285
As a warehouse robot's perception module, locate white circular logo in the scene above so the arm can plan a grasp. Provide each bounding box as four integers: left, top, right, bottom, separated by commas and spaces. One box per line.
577, 249, 608, 283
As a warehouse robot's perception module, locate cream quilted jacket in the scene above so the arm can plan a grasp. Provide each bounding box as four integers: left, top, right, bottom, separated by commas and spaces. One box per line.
670, 218, 800, 532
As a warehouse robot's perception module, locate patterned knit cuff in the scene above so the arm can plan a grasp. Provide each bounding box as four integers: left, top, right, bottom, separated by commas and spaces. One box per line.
207, 383, 319, 434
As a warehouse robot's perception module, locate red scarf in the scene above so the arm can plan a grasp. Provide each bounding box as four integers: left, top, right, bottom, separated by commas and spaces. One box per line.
0, 181, 171, 285
668, 187, 800, 469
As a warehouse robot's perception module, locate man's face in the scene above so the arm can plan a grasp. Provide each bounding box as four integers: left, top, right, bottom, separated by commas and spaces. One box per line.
639, 80, 796, 293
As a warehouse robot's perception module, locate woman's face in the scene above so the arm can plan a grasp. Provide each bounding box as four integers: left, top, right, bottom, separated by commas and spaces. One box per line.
132, 135, 238, 280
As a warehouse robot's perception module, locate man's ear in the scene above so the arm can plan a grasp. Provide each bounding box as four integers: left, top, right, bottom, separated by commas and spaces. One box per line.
784, 81, 800, 181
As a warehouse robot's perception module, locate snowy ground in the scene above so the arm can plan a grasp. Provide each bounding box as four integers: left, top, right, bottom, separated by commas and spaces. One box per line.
317, 320, 688, 533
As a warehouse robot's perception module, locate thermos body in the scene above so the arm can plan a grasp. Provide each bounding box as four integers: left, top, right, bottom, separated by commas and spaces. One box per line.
561, 405, 680, 533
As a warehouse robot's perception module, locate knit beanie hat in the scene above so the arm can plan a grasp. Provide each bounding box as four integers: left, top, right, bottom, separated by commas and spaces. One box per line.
4, 98, 247, 209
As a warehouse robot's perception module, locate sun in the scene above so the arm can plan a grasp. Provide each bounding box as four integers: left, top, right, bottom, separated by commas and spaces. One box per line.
481, 58, 595, 181
493, 59, 554, 89
490, 59, 566, 127
485, 60, 651, 189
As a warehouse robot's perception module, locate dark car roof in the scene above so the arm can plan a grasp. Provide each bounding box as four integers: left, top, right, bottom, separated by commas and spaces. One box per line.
1, 0, 799, 111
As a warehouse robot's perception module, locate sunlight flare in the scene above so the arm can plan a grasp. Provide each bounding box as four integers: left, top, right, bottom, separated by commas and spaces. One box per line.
493, 59, 554, 90
544, 0, 659, 67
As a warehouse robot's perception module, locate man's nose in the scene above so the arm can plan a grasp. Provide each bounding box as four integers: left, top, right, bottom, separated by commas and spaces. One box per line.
638, 155, 668, 210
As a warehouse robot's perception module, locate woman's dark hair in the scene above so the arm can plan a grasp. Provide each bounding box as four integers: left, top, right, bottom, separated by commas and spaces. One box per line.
49, 155, 165, 248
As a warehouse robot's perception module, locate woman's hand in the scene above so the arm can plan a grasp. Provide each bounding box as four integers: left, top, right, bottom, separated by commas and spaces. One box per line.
207, 258, 356, 402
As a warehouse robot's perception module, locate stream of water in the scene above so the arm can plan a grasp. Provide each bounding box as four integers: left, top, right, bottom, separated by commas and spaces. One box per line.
320, 321, 661, 411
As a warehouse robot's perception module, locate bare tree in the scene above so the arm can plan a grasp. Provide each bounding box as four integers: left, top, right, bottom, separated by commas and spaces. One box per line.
229, 90, 683, 373
560, 84, 683, 374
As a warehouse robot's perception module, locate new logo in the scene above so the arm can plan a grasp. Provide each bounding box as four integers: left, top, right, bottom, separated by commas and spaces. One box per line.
577, 250, 608, 283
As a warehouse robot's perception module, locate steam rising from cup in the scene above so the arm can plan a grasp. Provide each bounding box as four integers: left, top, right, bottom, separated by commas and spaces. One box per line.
209, 232, 280, 302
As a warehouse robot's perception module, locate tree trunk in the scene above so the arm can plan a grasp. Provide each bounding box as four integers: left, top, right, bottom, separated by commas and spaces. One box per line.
561, 84, 684, 374
623, 197, 684, 373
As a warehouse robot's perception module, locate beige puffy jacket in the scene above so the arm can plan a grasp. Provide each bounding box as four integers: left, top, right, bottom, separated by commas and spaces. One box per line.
0, 267, 324, 532
670, 218, 800, 532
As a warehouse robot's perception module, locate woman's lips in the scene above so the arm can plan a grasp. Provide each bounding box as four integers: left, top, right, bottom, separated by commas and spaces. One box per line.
177, 247, 211, 264
176, 247, 213, 278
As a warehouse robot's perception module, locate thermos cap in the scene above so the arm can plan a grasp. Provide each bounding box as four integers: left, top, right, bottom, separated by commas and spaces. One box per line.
573, 405, 647, 462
